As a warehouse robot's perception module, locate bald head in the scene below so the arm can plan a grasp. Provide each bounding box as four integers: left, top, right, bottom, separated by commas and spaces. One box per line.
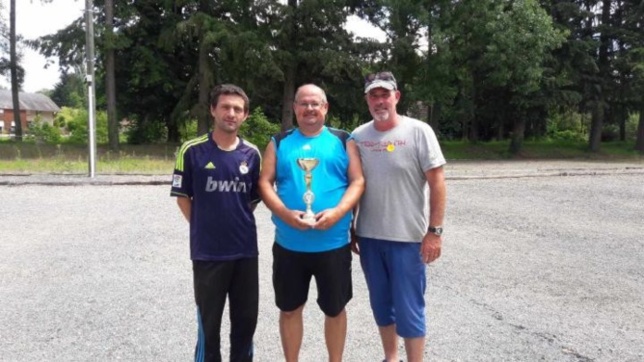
294, 84, 328, 104
292, 84, 329, 135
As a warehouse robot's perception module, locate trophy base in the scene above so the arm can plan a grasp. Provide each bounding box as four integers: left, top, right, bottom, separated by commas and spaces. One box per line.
302, 213, 316, 226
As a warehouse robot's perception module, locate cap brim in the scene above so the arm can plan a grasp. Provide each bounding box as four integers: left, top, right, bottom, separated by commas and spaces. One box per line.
364, 80, 396, 94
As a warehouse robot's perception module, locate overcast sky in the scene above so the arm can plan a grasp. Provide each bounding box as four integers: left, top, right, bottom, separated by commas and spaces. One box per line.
1, 0, 85, 92
1, 0, 383, 93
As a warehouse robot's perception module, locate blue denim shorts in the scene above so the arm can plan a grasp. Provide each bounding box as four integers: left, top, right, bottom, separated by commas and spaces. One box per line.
358, 237, 427, 338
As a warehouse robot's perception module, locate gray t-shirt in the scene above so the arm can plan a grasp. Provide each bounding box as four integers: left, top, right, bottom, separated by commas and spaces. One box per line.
352, 116, 446, 242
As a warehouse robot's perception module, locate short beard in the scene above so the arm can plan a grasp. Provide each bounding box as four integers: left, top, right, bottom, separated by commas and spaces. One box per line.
373, 110, 390, 122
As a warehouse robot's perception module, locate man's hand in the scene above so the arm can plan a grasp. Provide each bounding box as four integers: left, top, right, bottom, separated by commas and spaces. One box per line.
421, 233, 441, 263
283, 209, 316, 230
311, 208, 342, 230
350, 228, 360, 254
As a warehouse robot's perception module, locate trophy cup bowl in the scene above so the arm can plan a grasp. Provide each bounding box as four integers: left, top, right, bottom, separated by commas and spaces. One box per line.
296, 158, 319, 225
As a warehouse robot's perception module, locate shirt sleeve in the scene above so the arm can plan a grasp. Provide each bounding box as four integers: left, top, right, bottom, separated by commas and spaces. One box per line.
170, 143, 193, 198
418, 123, 447, 172
249, 148, 262, 205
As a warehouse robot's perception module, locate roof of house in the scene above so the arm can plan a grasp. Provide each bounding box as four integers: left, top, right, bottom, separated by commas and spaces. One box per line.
0, 89, 61, 112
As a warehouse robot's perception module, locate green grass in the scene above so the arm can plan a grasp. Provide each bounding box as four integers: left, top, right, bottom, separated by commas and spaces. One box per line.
0, 139, 642, 174
0, 142, 178, 174
441, 140, 510, 159
441, 139, 644, 160
0, 157, 175, 174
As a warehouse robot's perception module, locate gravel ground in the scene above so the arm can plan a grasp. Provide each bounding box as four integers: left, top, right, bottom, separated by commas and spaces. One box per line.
1, 160, 643, 361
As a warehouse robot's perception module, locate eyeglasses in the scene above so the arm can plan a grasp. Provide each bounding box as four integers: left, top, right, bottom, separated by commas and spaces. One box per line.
295, 102, 324, 109
365, 72, 396, 85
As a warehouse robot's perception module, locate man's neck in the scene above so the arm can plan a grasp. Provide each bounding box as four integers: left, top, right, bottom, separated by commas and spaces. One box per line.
299, 124, 325, 137
212, 130, 239, 150
373, 113, 401, 132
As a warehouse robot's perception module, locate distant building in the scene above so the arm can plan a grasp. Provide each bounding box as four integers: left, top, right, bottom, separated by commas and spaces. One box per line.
0, 90, 61, 135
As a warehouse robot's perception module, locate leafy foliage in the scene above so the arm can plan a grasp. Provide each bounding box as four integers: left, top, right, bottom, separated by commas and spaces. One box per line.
49, 72, 86, 108
56, 107, 108, 144
27, 0, 644, 154
239, 107, 281, 152
26, 117, 62, 144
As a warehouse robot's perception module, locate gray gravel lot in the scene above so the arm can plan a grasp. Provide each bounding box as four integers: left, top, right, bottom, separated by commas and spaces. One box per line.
1, 160, 643, 361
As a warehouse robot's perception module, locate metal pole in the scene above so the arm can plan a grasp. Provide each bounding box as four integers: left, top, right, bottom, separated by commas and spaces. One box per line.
85, 0, 97, 177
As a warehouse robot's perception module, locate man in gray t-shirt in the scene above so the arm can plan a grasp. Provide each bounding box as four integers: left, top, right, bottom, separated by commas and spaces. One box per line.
351, 71, 447, 362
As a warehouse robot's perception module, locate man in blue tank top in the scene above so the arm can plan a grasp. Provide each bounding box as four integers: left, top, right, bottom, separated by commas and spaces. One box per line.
171, 84, 262, 362
258, 84, 364, 362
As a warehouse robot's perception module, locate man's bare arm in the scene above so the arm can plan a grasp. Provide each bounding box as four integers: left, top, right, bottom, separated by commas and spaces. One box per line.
258, 141, 310, 230
313, 139, 365, 230
176, 196, 192, 222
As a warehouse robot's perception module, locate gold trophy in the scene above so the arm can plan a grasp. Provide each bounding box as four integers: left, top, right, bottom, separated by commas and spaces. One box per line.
296, 158, 320, 225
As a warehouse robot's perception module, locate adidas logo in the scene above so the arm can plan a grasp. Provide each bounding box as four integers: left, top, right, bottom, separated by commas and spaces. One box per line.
205, 162, 216, 169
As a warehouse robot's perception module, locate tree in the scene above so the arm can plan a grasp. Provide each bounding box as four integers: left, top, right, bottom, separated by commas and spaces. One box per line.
9, 0, 24, 140
104, 0, 118, 150
356, 0, 429, 114
490, 0, 566, 154
419, 0, 563, 151
0, 1, 12, 83
636, 103, 644, 153
27, 13, 88, 125
32, 0, 644, 154
543, 0, 643, 152
50, 71, 86, 108
29, 0, 369, 144
171, 0, 283, 135
113, 0, 192, 143
278, 0, 297, 130
587, 0, 612, 152
271, 0, 370, 130
620, 0, 644, 152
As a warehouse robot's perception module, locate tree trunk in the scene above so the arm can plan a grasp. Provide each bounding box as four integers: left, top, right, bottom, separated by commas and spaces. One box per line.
280, 0, 298, 131
167, 122, 180, 143
589, 0, 612, 152
509, 117, 526, 155
105, 0, 118, 150
496, 104, 505, 141
469, 118, 479, 142
426, 22, 437, 131
496, 121, 504, 141
618, 105, 626, 141
196, 35, 212, 136
428, 103, 441, 131
588, 101, 604, 152
634, 101, 644, 153
9, 0, 22, 141
281, 65, 295, 131
463, 70, 480, 142
105, 0, 119, 150
468, 81, 478, 142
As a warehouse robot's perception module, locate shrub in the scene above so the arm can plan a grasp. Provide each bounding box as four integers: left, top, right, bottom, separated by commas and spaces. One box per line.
549, 129, 586, 142
239, 107, 280, 151
124, 117, 168, 144
601, 124, 620, 142
180, 119, 198, 142
546, 112, 587, 142
27, 118, 62, 144
65, 109, 108, 144
626, 112, 640, 141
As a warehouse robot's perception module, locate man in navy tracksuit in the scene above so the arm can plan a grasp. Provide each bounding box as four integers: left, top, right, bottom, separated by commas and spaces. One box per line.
171, 84, 262, 362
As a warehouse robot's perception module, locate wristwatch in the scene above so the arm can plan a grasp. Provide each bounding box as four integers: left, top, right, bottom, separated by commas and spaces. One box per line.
428, 226, 443, 236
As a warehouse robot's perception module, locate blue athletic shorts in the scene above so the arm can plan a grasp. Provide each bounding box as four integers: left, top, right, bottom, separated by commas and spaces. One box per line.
358, 237, 426, 338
